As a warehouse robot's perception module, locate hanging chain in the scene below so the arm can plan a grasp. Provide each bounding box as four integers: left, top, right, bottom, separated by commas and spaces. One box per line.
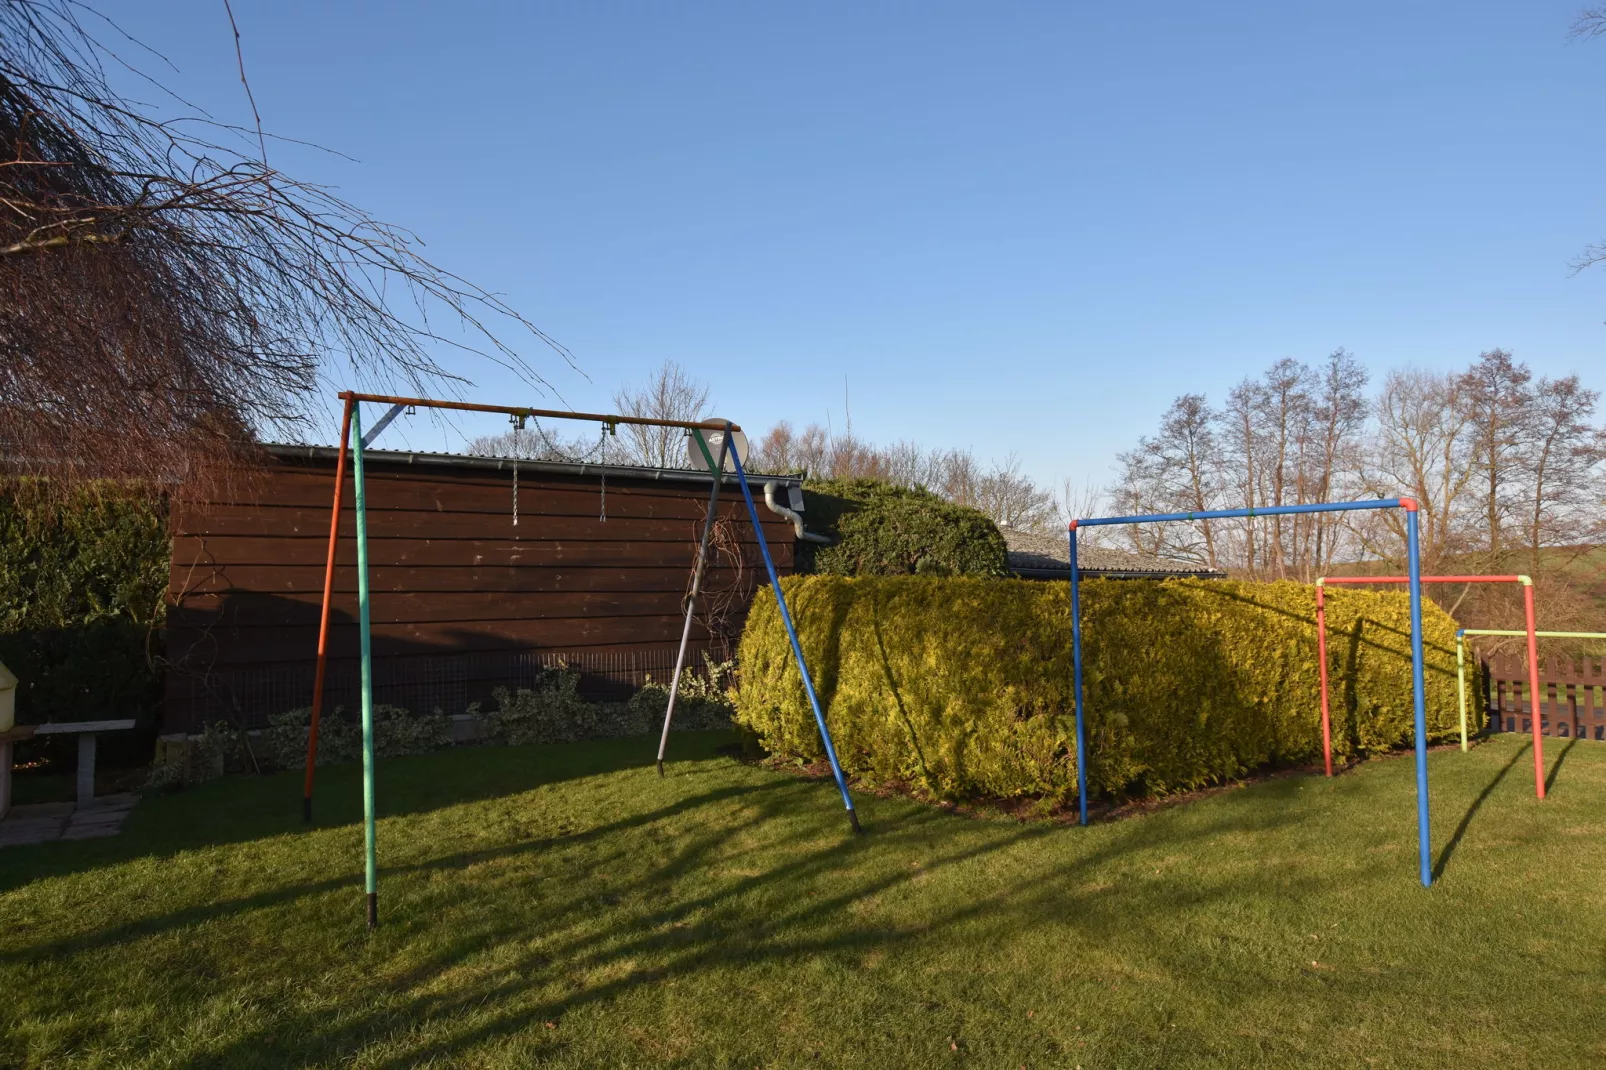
510, 414, 525, 527
598, 422, 614, 522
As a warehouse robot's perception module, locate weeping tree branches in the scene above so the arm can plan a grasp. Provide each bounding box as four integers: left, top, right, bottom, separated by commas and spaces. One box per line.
0, 1, 570, 492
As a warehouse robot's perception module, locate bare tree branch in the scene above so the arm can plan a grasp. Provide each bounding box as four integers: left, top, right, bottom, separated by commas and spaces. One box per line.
0, 0, 573, 494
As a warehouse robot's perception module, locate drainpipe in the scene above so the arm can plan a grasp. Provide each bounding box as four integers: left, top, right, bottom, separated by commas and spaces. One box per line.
763, 481, 833, 544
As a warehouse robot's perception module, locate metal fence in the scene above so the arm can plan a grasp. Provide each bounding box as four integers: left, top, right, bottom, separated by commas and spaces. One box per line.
1483, 654, 1606, 742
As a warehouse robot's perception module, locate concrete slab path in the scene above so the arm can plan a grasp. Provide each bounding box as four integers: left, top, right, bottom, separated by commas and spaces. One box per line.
0, 794, 138, 848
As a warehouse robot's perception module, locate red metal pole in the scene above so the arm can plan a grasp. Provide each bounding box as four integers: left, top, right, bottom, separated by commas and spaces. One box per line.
1523, 582, 1545, 800
303, 395, 354, 822
1316, 584, 1333, 777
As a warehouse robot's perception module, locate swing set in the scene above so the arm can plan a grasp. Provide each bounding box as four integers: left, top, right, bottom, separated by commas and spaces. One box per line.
1314, 574, 1546, 799
300, 391, 859, 929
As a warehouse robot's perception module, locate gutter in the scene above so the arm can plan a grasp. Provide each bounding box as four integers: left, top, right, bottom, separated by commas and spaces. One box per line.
1009, 566, 1227, 581
263, 442, 799, 491
763, 481, 833, 545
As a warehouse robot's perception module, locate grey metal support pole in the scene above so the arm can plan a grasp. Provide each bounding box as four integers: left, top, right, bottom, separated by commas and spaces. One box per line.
76, 732, 96, 808
657, 423, 732, 775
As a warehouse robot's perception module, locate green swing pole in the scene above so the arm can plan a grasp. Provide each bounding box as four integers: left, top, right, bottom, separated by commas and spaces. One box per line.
350, 402, 379, 931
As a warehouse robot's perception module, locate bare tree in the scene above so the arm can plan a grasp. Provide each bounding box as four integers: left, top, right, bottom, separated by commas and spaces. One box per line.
1458, 349, 1533, 570
0, 2, 567, 493
1305, 349, 1370, 572
1517, 375, 1605, 573
1360, 369, 1479, 570
972, 454, 1059, 532
1111, 394, 1223, 567
611, 361, 712, 468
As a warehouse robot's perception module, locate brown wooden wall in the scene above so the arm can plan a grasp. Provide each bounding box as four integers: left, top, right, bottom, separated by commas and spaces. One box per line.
163, 451, 795, 733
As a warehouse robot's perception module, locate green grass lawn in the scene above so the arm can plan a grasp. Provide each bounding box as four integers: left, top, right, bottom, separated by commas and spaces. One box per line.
2, 733, 1603, 1069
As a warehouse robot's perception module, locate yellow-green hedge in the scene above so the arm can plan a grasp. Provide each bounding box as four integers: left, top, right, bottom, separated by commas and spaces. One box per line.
735, 576, 1474, 802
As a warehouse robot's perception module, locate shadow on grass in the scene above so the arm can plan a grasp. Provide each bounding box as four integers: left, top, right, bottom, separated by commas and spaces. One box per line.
176, 773, 1320, 1067
3, 736, 1447, 1069
1544, 736, 1579, 796
0, 731, 739, 895
1432, 739, 1528, 881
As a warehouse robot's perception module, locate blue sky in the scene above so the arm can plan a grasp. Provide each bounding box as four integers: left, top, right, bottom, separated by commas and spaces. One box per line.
107, 1, 1606, 489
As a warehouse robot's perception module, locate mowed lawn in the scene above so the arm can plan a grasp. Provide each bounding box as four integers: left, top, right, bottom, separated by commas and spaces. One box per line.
2, 733, 1603, 1069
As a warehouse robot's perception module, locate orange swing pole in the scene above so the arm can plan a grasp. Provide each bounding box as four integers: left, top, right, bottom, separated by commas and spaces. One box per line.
1523, 582, 1546, 800
303, 394, 354, 822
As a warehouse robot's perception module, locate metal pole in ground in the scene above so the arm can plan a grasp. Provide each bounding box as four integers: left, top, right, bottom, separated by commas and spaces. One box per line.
1455, 631, 1468, 753
350, 402, 379, 928
1068, 522, 1088, 826
1404, 501, 1432, 888
728, 448, 860, 833
1521, 578, 1546, 799
303, 394, 354, 823
656, 424, 731, 776
1315, 580, 1334, 776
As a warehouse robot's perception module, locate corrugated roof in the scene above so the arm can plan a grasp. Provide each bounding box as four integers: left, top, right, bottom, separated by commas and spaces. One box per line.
263, 443, 801, 489
1002, 529, 1225, 579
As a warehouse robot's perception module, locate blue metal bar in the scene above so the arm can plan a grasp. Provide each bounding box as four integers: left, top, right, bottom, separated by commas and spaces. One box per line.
1405, 508, 1432, 887
1074, 499, 1403, 527
1064, 497, 1435, 890
1068, 525, 1088, 826
351, 402, 380, 928
729, 449, 861, 832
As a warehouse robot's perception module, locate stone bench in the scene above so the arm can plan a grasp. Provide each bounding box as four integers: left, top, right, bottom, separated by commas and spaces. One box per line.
0, 720, 136, 819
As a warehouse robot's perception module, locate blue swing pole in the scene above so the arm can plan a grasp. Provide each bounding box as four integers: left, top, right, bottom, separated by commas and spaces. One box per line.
1068, 522, 1088, 827
1069, 497, 1434, 887
350, 402, 380, 928
728, 449, 861, 833
1404, 502, 1432, 887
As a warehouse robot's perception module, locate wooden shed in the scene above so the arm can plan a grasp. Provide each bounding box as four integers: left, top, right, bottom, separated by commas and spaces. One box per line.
163, 445, 801, 734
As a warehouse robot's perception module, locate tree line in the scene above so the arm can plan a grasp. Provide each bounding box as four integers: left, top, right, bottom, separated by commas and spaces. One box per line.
1111, 349, 1604, 630
468, 360, 1077, 534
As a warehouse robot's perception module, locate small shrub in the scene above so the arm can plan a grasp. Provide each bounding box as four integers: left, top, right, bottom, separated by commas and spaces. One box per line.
139, 756, 186, 795
479, 664, 602, 745
264, 704, 448, 769
192, 719, 247, 781
627, 656, 738, 733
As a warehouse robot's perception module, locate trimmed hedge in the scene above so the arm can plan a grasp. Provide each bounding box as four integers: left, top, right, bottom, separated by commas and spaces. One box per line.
800, 479, 1007, 577
0, 482, 168, 757
735, 575, 1473, 803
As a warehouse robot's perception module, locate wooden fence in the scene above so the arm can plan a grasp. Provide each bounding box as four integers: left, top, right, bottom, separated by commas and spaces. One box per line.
163, 446, 797, 734
1482, 653, 1606, 742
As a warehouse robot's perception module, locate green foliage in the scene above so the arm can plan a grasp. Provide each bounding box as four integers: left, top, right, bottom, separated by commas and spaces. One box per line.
735, 576, 1474, 803
481, 661, 736, 745
626, 655, 738, 732
800, 478, 1007, 577
261, 705, 451, 771
0, 481, 169, 755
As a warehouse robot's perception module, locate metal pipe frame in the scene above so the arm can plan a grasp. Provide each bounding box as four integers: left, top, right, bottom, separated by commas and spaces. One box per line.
1068, 498, 1439, 888
1316, 574, 1545, 800
728, 447, 860, 833
304, 393, 842, 928
302, 394, 353, 823
656, 424, 732, 775
1457, 627, 1606, 756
